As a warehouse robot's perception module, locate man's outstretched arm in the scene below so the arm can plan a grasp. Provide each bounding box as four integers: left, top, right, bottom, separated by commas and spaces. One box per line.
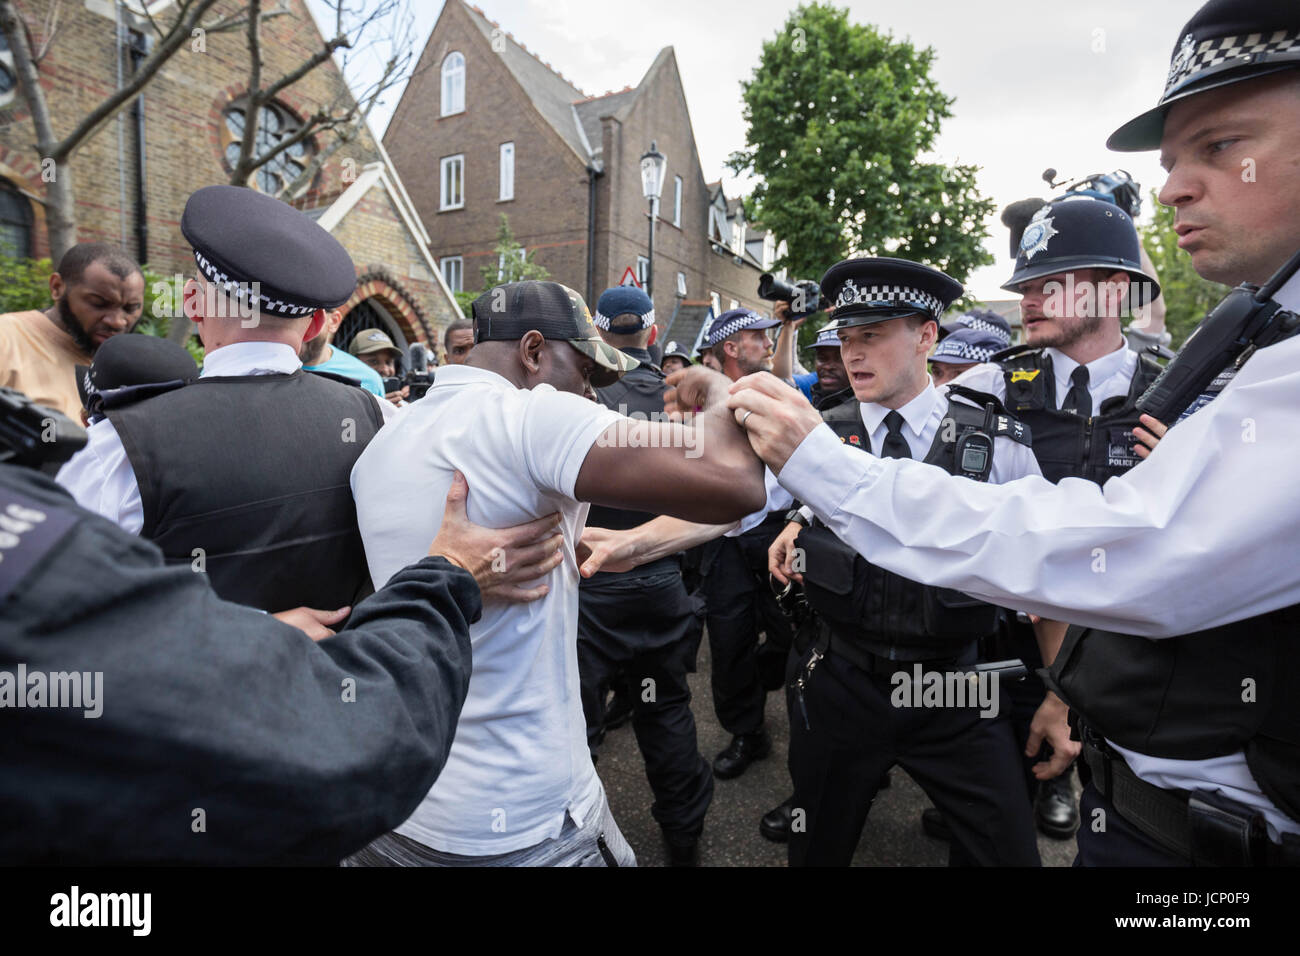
574, 366, 766, 524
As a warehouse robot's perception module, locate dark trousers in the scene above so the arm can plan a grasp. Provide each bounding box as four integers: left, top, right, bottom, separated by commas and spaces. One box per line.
578, 568, 713, 839
787, 645, 1041, 867
701, 521, 794, 736
1074, 782, 1185, 866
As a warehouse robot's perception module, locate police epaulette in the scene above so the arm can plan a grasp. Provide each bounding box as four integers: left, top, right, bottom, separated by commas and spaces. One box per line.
945, 384, 1033, 447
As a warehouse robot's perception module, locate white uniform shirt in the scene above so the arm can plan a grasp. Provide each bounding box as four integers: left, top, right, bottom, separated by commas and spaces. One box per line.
950, 340, 1138, 411
351, 364, 625, 856
776, 275, 1300, 839
55, 341, 394, 532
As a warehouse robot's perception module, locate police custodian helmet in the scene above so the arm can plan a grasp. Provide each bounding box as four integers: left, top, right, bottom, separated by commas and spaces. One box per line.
1001, 197, 1160, 304
1108, 0, 1300, 152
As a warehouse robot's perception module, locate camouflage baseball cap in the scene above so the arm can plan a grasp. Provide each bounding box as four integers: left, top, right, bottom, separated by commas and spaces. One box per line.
471, 281, 639, 388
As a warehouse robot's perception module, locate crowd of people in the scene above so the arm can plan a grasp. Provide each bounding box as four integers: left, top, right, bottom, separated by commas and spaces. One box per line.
2, 0, 1298, 868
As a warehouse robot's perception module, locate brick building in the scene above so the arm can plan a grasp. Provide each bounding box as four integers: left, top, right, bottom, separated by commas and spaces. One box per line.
384, 0, 782, 352
0, 0, 462, 357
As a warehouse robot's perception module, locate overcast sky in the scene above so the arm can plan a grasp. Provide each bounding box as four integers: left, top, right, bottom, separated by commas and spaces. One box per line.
309, 0, 1201, 301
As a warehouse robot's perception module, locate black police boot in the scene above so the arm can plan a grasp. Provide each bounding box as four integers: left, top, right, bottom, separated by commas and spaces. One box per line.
921, 807, 952, 841
663, 829, 700, 867
1035, 770, 1080, 838
759, 796, 794, 843
712, 730, 772, 779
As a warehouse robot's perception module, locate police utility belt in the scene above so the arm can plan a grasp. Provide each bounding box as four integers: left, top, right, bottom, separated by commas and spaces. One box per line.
789, 387, 1028, 671
1081, 723, 1300, 867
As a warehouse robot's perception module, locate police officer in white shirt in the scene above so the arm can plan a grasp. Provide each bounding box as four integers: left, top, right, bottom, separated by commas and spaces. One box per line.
346, 281, 767, 867
760, 257, 1050, 866
728, 0, 1300, 865
55, 185, 395, 614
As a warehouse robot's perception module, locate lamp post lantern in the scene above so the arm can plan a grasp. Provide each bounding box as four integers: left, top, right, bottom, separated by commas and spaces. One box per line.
639, 141, 666, 298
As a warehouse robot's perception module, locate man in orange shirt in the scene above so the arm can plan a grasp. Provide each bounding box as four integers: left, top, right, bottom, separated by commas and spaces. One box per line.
0, 243, 144, 418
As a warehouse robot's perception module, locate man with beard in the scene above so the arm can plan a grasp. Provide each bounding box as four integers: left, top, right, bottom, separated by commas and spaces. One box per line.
0, 243, 143, 419
932, 195, 1165, 841
301, 308, 385, 397
694, 309, 797, 779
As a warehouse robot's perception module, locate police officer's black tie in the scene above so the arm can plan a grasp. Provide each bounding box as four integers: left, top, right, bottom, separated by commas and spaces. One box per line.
880, 410, 912, 459
1061, 365, 1092, 417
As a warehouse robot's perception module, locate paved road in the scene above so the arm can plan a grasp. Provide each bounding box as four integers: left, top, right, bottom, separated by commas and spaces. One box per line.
597, 633, 1080, 867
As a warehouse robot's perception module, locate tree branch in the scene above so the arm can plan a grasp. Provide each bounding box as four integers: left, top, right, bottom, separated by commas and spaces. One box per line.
228, 0, 263, 186
44, 0, 224, 162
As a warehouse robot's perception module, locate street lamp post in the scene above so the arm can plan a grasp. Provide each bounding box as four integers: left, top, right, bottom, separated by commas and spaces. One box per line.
639, 141, 666, 298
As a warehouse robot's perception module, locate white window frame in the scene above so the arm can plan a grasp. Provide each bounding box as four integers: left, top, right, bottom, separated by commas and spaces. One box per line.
499, 142, 515, 202
441, 52, 465, 117
636, 256, 650, 286
676, 271, 687, 297
441, 255, 463, 292
672, 175, 682, 228
497, 247, 526, 279
440, 154, 464, 211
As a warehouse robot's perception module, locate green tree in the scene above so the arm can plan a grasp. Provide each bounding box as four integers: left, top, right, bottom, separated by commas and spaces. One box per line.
1139, 189, 1228, 349
477, 214, 550, 290
729, 3, 994, 284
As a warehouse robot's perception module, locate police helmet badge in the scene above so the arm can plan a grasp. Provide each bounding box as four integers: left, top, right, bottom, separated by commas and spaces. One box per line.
1166, 33, 1196, 90
1019, 206, 1059, 261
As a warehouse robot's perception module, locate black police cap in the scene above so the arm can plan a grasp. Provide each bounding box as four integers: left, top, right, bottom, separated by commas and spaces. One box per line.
1108, 0, 1300, 151
180, 185, 357, 318
819, 257, 963, 329
1001, 197, 1160, 304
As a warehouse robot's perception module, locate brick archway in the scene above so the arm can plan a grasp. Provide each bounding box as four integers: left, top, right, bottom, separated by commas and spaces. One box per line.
0, 145, 49, 259
341, 269, 435, 346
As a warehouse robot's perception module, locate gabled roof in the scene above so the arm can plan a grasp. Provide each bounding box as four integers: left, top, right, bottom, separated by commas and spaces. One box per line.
460, 2, 592, 163
313, 159, 464, 319
573, 87, 638, 158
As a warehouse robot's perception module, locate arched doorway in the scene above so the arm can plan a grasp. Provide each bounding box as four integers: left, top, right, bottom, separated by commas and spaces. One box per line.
337, 296, 410, 372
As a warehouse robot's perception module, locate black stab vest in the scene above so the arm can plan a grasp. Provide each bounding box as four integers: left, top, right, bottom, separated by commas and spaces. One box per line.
108, 371, 384, 613
585, 358, 679, 580
1050, 608, 1300, 824
997, 347, 1162, 484
1033, 335, 1300, 825
800, 390, 1029, 660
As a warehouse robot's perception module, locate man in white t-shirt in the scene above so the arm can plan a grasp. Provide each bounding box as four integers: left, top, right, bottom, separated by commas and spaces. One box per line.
346, 281, 767, 867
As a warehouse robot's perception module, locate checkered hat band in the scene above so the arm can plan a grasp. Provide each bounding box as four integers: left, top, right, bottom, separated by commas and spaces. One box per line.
935, 341, 997, 363
835, 283, 943, 318
707, 311, 766, 346
593, 308, 655, 331
194, 251, 317, 318
1165, 29, 1300, 97
813, 328, 841, 348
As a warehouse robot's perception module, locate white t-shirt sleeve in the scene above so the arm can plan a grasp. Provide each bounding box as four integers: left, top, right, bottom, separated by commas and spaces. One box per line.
520, 386, 625, 498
